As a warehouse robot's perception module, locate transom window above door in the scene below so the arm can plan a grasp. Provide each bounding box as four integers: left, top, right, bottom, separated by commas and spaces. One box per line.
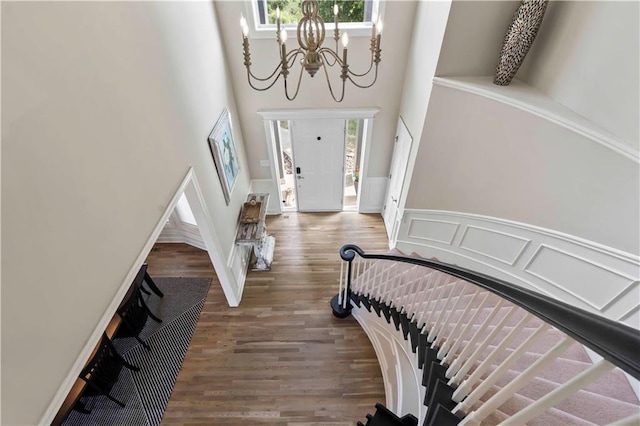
244, 0, 385, 38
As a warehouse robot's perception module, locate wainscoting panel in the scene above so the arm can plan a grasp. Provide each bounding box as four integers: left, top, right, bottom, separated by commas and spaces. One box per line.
360, 177, 387, 213
227, 244, 251, 301
459, 225, 530, 265
354, 304, 426, 423
407, 218, 459, 245
524, 245, 637, 311
396, 210, 640, 327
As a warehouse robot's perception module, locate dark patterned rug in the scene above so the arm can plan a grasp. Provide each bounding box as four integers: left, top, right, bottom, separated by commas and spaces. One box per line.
63, 277, 211, 426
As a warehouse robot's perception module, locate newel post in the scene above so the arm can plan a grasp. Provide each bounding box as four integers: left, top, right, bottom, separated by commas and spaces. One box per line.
331, 245, 361, 318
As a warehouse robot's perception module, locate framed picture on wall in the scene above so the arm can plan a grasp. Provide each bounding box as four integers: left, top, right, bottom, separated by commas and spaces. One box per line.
208, 108, 240, 205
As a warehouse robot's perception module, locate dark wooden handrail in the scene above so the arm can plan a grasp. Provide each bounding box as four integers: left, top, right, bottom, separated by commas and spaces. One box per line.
337, 244, 640, 380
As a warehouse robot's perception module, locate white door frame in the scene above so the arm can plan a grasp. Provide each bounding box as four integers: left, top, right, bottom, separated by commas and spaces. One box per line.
271, 120, 299, 212
383, 116, 413, 246
258, 108, 380, 214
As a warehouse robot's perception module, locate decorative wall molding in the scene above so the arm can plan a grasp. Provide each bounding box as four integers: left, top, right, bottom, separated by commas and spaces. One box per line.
353, 305, 426, 423
396, 209, 640, 328
432, 77, 640, 163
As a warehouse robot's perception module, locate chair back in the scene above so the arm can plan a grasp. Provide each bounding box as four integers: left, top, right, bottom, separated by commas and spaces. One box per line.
79, 333, 125, 396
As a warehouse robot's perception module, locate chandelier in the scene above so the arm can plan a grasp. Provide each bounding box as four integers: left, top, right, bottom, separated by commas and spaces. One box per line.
240, 0, 383, 102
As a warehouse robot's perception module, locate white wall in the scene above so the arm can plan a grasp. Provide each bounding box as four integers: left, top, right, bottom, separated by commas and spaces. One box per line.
396, 0, 452, 210
435, 0, 520, 77
404, 84, 640, 255
518, 1, 640, 151
214, 1, 417, 183
399, 0, 639, 256
1, 2, 250, 424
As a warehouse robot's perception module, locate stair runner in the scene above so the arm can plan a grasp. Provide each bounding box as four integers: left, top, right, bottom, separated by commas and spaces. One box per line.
350, 249, 640, 425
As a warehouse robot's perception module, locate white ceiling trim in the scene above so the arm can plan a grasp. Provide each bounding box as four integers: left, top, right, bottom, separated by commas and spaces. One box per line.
257, 108, 380, 120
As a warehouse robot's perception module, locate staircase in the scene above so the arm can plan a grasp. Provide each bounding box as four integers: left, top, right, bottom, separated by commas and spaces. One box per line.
331, 245, 640, 426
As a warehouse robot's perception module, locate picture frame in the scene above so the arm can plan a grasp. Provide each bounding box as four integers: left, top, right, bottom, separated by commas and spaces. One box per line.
208, 108, 240, 205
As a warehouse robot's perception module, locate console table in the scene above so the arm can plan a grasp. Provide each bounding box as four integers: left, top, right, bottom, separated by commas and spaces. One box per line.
235, 193, 275, 271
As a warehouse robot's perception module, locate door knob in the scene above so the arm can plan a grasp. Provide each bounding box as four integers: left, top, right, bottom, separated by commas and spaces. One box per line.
392, 197, 397, 203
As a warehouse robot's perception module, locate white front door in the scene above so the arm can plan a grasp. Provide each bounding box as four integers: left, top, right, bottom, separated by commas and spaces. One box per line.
383, 117, 413, 239
291, 119, 346, 212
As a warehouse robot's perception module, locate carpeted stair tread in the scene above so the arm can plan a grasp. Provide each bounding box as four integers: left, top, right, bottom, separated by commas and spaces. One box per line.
492, 385, 635, 426
479, 389, 596, 426
471, 370, 639, 425
482, 400, 597, 426
481, 368, 640, 407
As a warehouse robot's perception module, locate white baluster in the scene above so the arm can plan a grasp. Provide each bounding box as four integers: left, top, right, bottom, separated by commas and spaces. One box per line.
437, 287, 480, 359
452, 313, 535, 402
420, 272, 443, 338
426, 274, 452, 342
499, 359, 614, 425
390, 265, 405, 308
442, 292, 491, 366
445, 298, 506, 379
460, 335, 574, 425
352, 258, 361, 293
364, 259, 374, 297
415, 270, 440, 326
401, 266, 416, 312
449, 306, 516, 386
407, 272, 428, 318
367, 260, 381, 299
376, 261, 389, 301
430, 280, 463, 344
338, 259, 345, 306
427, 277, 457, 337
343, 258, 353, 309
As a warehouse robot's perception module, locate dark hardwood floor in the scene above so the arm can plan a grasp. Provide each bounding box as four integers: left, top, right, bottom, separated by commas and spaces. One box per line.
146, 212, 389, 425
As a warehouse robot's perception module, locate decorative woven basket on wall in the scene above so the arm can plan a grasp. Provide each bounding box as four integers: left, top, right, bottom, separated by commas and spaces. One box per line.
494, 0, 549, 86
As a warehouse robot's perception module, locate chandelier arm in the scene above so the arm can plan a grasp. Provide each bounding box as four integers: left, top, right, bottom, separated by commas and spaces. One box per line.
285, 49, 305, 68
319, 49, 343, 68
246, 68, 284, 91
283, 64, 306, 101
345, 64, 379, 89
320, 59, 346, 102
337, 46, 376, 77
317, 47, 375, 78
247, 63, 283, 82
323, 39, 339, 66
345, 56, 375, 77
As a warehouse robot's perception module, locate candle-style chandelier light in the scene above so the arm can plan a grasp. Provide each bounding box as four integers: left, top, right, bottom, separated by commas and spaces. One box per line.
240, 0, 383, 102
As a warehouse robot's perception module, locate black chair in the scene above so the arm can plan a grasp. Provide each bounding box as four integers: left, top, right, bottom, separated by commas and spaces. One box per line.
75, 333, 138, 413
138, 263, 164, 298
116, 276, 162, 351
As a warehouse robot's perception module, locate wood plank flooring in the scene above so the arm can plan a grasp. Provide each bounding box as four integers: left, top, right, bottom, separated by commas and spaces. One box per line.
146, 212, 389, 425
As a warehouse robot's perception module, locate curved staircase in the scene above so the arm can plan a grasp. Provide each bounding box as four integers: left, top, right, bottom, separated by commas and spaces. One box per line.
332, 245, 640, 426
